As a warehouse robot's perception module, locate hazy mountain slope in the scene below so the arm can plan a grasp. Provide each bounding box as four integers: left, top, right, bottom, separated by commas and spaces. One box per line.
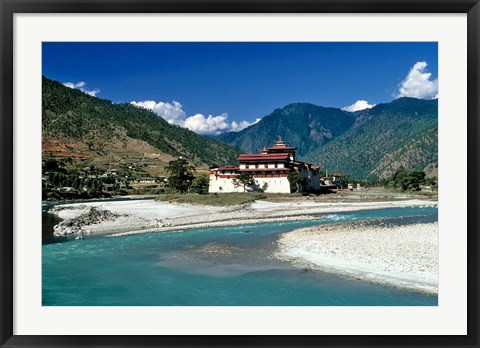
217, 103, 355, 158
42, 76, 239, 172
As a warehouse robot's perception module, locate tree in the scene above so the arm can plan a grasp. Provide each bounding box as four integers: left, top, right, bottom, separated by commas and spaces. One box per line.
72, 177, 82, 189
259, 182, 269, 193
166, 158, 195, 194
189, 174, 209, 194
341, 174, 350, 188
43, 159, 66, 173
424, 176, 438, 188
288, 172, 310, 193
387, 167, 426, 192
232, 173, 255, 192
401, 170, 426, 191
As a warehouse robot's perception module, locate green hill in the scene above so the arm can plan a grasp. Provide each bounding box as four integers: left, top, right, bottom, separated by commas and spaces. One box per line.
42, 76, 239, 173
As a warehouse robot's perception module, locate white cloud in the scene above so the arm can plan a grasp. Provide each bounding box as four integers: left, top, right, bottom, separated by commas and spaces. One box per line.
341, 100, 376, 112
184, 113, 230, 135
63, 81, 100, 97
83, 88, 100, 97
395, 61, 438, 99
131, 99, 261, 135
230, 118, 261, 132
131, 100, 186, 125
63, 82, 76, 89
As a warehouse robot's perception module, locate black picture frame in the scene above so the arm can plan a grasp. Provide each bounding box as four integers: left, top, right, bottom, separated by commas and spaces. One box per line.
1, 1, 479, 347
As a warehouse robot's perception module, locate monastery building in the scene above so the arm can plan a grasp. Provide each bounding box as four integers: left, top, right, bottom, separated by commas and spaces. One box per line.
208, 140, 321, 193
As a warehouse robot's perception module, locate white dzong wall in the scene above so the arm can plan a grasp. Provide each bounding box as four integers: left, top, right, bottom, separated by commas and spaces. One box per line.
208, 173, 292, 193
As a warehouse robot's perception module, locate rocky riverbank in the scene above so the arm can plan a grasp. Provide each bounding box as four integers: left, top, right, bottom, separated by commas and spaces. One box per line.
276, 220, 438, 294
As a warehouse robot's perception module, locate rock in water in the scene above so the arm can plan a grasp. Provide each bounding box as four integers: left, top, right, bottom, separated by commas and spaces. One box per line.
53, 207, 121, 236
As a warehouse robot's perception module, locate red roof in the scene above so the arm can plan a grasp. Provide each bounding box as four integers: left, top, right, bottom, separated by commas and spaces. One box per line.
238, 153, 290, 162
239, 168, 291, 172
332, 173, 343, 176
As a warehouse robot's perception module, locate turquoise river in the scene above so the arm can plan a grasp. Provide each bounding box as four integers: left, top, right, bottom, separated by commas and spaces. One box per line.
42, 205, 438, 306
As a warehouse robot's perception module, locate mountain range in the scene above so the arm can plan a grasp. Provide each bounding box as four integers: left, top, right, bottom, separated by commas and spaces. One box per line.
43, 76, 437, 179
217, 98, 438, 179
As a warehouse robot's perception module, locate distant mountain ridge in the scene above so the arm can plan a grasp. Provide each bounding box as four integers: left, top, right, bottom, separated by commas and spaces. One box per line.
217, 98, 438, 179
218, 103, 355, 157
42, 76, 239, 175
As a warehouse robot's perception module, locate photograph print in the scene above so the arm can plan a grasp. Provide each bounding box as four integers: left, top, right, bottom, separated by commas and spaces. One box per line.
42, 42, 438, 306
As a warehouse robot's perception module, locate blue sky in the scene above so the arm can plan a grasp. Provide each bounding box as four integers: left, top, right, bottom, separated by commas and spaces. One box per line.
42, 42, 438, 134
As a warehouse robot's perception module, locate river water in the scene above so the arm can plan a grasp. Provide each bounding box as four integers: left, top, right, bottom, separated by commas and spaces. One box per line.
42, 205, 438, 306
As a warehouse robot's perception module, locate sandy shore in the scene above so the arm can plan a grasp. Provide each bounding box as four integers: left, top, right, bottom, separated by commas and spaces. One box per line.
48, 198, 437, 238
276, 221, 438, 294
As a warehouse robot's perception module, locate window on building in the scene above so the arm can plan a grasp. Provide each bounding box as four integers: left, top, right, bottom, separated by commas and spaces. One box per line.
274, 163, 278, 168
264, 164, 268, 168
255, 164, 259, 168
246, 164, 249, 169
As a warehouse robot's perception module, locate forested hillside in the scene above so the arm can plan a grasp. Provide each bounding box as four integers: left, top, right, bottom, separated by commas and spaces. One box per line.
42, 76, 239, 173
303, 98, 438, 179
